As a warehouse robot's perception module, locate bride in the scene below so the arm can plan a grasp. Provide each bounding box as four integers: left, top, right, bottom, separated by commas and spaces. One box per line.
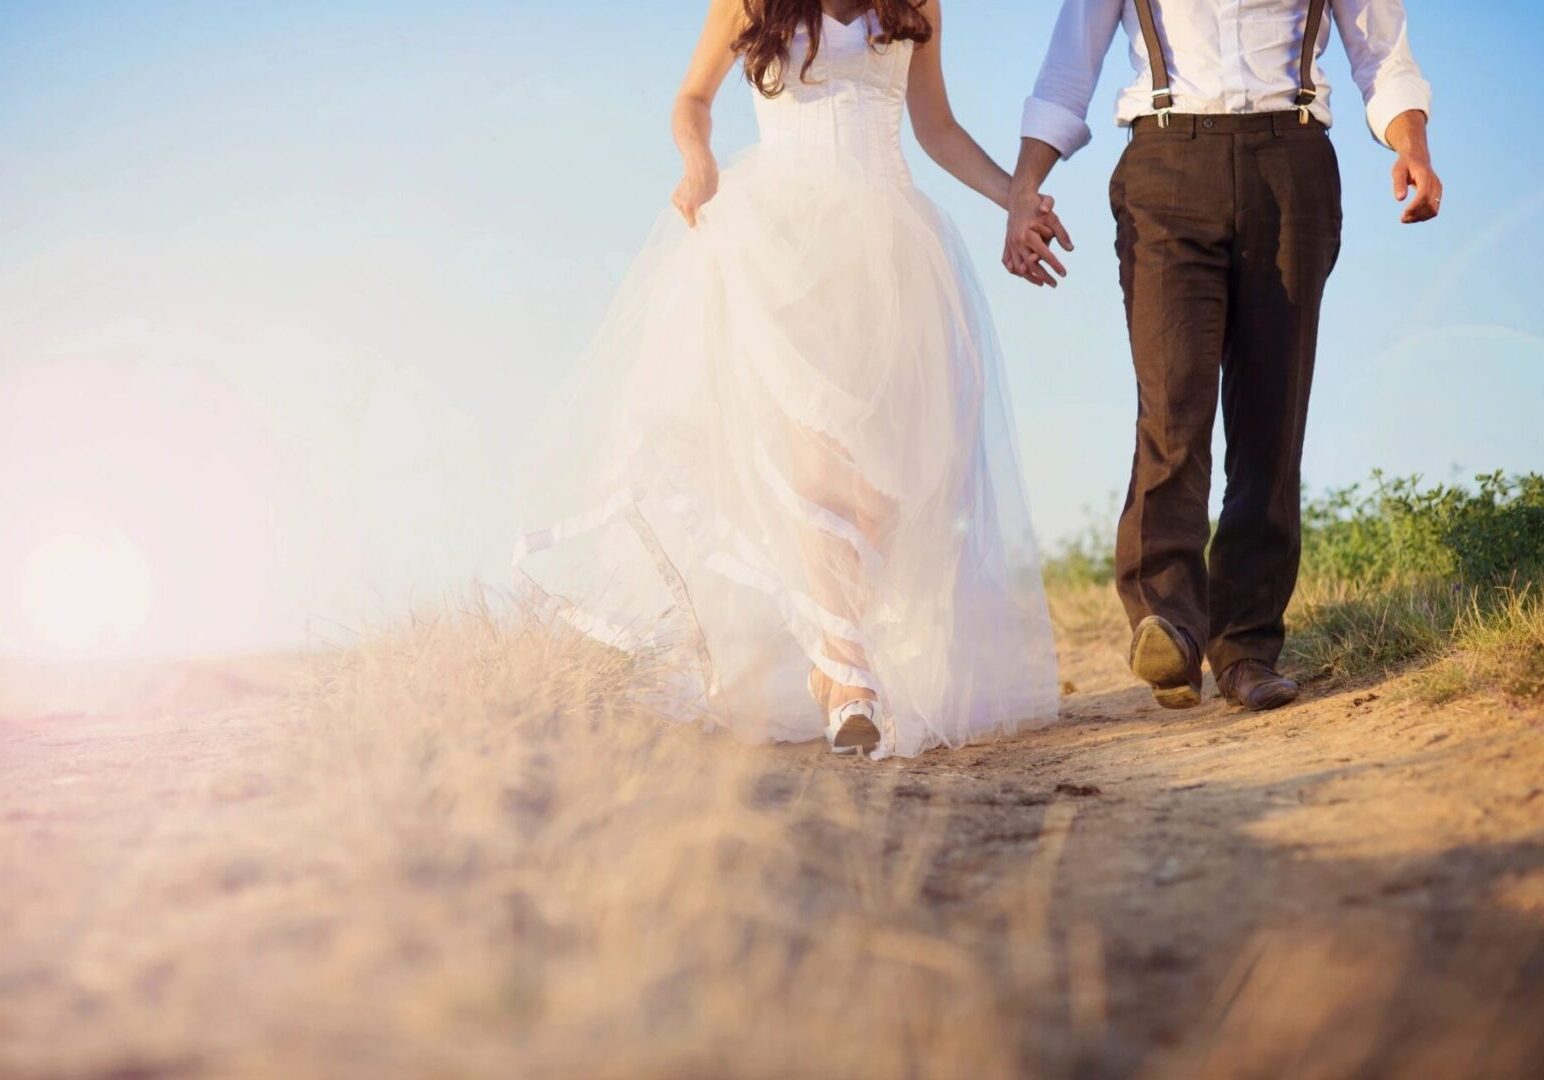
512, 0, 1065, 759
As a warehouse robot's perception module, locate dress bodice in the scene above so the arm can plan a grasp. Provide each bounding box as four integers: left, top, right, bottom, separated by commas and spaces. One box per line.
751, 13, 914, 184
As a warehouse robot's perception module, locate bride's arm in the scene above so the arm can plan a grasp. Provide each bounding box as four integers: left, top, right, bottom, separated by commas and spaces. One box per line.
908, 0, 1070, 284
905, 1, 1009, 206
671, 0, 743, 226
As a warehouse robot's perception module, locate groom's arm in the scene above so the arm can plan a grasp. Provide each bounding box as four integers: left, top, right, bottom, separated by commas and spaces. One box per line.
1331, 0, 1440, 223
1019, 0, 1125, 160
1005, 0, 1124, 284
1008, 140, 1064, 215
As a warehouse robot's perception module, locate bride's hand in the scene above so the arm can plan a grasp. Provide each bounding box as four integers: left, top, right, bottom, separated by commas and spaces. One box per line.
672, 156, 720, 228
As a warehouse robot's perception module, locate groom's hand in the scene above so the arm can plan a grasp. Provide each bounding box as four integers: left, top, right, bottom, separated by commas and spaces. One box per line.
1386, 110, 1443, 225
1004, 190, 1073, 288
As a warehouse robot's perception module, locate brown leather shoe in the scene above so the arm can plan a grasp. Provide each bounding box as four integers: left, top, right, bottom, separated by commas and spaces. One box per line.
1129, 616, 1202, 709
1218, 659, 1300, 711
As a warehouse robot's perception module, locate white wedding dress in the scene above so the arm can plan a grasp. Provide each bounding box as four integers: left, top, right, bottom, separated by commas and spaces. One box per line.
512, 13, 1058, 758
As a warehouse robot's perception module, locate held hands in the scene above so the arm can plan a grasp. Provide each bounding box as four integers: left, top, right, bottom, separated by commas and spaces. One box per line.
672, 154, 720, 228
1003, 190, 1074, 288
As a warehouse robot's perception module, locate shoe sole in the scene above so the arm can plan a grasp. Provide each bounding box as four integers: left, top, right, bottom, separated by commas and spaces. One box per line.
1131, 617, 1202, 710
831, 715, 881, 755
1227, 685, 1301, 712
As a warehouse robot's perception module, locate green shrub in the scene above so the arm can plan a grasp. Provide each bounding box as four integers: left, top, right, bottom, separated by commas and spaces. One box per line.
1042, 512, 1117, 588
1442, 473, 1544, 584
1301, 471, 1544, 587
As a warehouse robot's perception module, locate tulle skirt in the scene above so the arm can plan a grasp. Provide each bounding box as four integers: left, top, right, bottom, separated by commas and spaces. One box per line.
512, 143, 1058, 758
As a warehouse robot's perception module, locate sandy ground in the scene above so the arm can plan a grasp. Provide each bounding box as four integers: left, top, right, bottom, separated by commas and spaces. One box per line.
836, 629, 1544, 1076
1, 617, 1542, 1078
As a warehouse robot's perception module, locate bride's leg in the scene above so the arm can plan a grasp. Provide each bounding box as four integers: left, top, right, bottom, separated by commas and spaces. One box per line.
781, 420, 897, 711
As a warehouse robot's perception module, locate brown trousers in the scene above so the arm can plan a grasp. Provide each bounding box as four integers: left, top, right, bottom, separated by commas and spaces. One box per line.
1110, 113, 1342, 675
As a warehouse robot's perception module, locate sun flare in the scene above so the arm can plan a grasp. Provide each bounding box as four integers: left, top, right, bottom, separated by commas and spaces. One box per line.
17, 531, 153, 655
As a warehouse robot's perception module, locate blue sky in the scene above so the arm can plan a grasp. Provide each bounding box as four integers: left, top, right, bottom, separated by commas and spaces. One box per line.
1, 1, 1539, 656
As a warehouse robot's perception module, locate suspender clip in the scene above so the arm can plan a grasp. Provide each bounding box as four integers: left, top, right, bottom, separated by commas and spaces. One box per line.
1295, 88, 1318, 126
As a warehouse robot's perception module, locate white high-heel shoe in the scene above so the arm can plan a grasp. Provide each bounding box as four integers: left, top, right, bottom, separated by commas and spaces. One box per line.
826, 698, 882, 756
808, 670, 883, 757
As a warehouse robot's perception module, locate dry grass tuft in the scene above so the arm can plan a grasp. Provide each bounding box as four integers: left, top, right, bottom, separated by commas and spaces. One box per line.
1283, 577, 1457, 682
1045, 582, 1126, 649
194, 605, 1076, 1078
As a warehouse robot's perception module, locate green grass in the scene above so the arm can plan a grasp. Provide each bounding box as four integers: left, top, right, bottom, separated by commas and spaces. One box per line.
1408, 585, 1544, 703
1042, 471, 1544, 703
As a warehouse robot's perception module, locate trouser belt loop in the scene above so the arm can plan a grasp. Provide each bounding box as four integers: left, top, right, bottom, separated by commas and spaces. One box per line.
1270, 112, 1324, 137
1133, 113, 1198, 138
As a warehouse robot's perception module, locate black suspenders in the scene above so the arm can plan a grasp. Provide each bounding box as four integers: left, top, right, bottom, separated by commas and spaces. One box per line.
1130, 0, 1331, 127
1296, 0, 1329, 122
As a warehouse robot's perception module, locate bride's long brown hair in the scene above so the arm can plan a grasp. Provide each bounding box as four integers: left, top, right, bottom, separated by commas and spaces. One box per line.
733, 1, 933, 99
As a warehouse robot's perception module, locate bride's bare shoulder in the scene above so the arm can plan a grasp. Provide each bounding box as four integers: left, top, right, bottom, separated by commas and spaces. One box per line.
706, 0, 750, 30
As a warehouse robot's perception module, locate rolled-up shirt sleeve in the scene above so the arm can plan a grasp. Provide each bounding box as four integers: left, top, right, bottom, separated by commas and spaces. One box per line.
1332, 0, 1433, 148
1021, 0, 1125, 159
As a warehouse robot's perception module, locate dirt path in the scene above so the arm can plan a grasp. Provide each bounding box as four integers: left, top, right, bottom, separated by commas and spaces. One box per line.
2, 630, 1541, 1077
822, 632, 1544, 1075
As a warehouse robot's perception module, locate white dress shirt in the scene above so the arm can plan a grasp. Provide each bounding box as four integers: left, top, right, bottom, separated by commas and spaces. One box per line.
1022, 0, 1433, 158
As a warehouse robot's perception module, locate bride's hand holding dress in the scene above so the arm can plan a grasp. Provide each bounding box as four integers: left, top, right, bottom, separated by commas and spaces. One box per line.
671, 156, 720, 229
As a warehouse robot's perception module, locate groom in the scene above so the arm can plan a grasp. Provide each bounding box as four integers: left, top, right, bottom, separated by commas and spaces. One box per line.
1004, 0, 1440, 711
